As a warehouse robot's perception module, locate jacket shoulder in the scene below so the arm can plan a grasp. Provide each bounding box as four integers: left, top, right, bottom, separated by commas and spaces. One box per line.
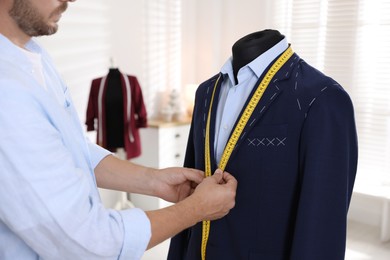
292, 59, 353, 113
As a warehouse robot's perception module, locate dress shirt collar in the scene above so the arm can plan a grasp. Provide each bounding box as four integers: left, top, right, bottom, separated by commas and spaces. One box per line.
0, 34, 43, 73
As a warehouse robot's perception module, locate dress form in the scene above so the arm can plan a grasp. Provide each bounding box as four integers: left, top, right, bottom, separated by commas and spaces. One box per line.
232, 29, 285, 84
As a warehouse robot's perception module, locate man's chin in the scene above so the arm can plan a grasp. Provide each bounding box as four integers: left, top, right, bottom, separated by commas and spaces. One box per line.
29, 26, 58, 37
47, 24, 59, 35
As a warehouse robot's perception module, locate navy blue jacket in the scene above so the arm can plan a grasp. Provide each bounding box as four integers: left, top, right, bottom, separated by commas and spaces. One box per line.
168, 52, 358, 260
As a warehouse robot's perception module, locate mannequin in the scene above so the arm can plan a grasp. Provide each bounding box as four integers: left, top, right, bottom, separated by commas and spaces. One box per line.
168, 29, 358, 260
86, 69, 148, 160
232, 29, 285, 84
105, 68, 124, 149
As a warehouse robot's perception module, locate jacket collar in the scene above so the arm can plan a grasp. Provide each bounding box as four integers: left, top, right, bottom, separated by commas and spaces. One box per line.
205, 51, 300, 169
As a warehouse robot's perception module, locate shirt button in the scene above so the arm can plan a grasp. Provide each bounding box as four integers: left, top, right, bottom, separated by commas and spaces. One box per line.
223, 125, 228, 130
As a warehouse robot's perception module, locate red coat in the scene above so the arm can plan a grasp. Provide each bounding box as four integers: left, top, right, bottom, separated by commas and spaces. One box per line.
86, 71, 147, 159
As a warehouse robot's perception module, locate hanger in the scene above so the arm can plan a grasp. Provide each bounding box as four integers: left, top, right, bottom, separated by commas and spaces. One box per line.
109, 57, 117, 69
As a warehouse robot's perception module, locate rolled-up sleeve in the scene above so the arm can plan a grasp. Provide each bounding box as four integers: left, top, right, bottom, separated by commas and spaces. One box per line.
119, 208, 151, 260
87, 138, 112, 169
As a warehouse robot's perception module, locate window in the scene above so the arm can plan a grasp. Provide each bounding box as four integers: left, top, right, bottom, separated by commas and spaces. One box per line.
271, 0, 390, 186
143, 0, 182, 119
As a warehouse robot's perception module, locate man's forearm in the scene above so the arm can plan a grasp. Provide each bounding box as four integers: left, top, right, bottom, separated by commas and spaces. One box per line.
145, 196, 202, 249
94, 155, 157, 195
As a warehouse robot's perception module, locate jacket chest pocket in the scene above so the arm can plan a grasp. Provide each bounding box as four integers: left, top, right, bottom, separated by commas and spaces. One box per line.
243, 124, 289, 165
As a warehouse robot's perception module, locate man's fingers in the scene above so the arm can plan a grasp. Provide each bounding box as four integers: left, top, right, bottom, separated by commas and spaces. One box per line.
183, 168, 205, 184
222, 171, 238, 188
212, 168, 223, 183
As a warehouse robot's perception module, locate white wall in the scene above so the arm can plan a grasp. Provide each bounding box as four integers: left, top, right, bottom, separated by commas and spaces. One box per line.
110, 0, 144, 82
181, 0, 273, 86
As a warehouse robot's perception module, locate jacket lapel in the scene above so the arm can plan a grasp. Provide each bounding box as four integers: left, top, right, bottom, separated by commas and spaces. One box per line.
203, 74, 223, 173
225, 53, 300, 164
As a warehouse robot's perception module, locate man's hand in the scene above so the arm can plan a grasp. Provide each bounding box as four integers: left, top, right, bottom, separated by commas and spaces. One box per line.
145, 169, 237, 249
152, 167, 205, 203
189, 169, 237, 221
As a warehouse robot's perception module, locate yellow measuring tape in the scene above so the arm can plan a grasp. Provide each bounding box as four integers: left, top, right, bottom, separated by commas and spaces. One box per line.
201, 46, 294, 260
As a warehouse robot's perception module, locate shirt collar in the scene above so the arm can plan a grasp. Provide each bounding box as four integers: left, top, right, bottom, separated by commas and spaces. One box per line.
221, 37, 289, 85
0, 34, 43, 70
0, 33, 42, 53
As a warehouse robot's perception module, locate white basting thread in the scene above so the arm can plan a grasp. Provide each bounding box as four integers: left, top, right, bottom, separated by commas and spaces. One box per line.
309, 98, 316, 107
260, 106, 266, 114
297, 98, 302, 110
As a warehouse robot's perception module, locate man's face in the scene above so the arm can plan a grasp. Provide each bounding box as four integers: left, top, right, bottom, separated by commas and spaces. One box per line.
9, 0, 68, 37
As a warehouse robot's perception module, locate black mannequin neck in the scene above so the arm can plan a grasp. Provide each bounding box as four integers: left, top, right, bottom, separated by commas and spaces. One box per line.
108, 68, 120, 75
232, 29, 285, 84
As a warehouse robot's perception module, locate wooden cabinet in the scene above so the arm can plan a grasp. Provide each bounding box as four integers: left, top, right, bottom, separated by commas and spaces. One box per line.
130, 120, 191, 210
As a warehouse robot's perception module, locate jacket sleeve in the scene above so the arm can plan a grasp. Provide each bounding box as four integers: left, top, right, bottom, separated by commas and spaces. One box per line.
85, 80, 97, 131
131, 76, 148, 128
290, 87, 358, 259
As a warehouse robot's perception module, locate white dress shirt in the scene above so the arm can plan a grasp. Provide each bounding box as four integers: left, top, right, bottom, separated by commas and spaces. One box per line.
215, 38, 288, 163
0, 34, 150, 260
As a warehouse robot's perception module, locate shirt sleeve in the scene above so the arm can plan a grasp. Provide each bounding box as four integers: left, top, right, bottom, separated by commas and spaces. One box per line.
86, 138, 112, 169
0, 79, 150, 259
119, 208, 151, 259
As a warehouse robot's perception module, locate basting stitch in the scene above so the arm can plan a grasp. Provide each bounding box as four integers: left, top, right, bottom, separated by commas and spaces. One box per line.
297, 98, 302, 110
249, 118, 256, 126
259, 138, 265, 146
295, 81, 298, 90
260, 106, 266, 114
309, 98, 316, 107
248, 138, 256, 146
270, 93, 277, 100
321, 87, 328, 92
276, 138, 286, 146
266, 138, 275, 146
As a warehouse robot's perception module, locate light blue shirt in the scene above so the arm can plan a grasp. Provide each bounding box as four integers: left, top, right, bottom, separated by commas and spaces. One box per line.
0, 34, 151, 260
215, 38, 288, 163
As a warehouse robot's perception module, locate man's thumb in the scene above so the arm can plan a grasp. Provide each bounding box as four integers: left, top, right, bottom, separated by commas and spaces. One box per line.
212, 169, 223, 183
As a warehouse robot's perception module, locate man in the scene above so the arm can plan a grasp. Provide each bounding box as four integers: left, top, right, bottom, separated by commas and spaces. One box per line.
0, 0, 237, 259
